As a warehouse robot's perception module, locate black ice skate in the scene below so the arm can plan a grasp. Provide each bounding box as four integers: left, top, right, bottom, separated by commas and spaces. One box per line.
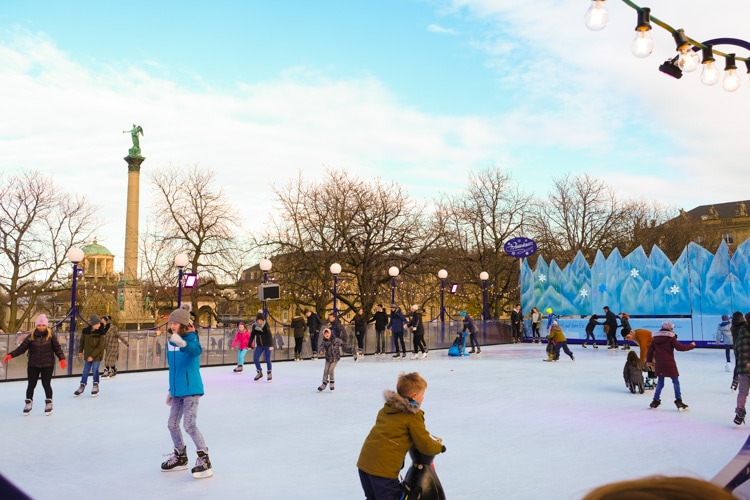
649, 398, 661, 409
161, 446, 188, 472
329, 380, 335, 391
318, 382, 328, 392
23, 399, 32, 416
735, 408, 746, 426
674, 398, 689, 411
192, 450, 213, 479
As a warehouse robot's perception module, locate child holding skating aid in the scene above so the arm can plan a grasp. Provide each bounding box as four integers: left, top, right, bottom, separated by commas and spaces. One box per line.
161, 307, 213, 479
318, 328, 342, 391
623, 350, 648, 393
357, 371, 445, 499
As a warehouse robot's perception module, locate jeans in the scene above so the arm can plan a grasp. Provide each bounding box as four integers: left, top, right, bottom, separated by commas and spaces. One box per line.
168, 395, 207, 452
375, 330, 386, 353
254, 346, 272, 372
654, 376, 681, 400
322, 360, 338, 384
80, 359, 101, 385
26, 366, 54, 400
392, 331, 406, 354
310, 331, 320, 354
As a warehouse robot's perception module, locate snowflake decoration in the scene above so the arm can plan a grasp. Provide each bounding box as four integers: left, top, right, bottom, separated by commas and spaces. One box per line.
630, 268, 639, 279
598, 284, 607, 293
538, 274, 547, 283
669, 285, 680, 295
580, 288, 589, 298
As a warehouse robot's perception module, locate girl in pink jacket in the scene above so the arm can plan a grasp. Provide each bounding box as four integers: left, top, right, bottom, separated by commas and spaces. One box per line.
231, 322, 251, 373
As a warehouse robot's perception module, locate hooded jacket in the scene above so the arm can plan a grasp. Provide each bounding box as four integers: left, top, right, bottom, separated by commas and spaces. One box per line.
646, 328, 694, 377
357, 390, 444, 479
546, 324, 567, 343
79, 324, 106, 361
167, 330, 204, 397
388, 309, 407, 334
717, 320, 733, 345
251, 319, 272, 347
408, 311, 424, 336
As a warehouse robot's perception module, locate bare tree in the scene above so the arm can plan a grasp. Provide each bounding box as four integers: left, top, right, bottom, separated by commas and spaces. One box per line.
149, 164, 249, 318
0, 170, 99, 332
438, 166, 533, 317
257, 169, 442, 317
530, 173, 631, 264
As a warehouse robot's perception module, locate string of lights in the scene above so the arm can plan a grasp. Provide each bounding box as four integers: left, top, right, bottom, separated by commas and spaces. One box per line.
584, 0, 750, 92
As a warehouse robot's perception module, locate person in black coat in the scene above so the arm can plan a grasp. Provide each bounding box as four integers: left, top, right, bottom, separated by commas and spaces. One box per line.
603, 306, 619, 349
305, 309, 322, 360
510, 305, 523, 344
582, 314, 601, 348
369, 304, 389, 356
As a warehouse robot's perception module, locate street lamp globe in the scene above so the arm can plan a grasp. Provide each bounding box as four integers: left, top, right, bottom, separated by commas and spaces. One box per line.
68, 247, 84, 264
388, 266, 400, 277
259, 258, 273, 272
330, 263, 342, 275
174, 253, 189, 268
479, 271, 489, 281
438, 269, 448, 279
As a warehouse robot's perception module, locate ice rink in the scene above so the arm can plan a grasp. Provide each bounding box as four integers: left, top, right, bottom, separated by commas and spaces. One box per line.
1, 342, 749, 500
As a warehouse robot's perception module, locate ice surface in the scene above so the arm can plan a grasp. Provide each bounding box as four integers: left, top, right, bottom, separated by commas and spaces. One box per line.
1, 344, 748, 500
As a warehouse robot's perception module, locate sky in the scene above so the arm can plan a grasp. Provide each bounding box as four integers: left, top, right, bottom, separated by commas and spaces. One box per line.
1, 342, 750, 499
2, 1, 750, 273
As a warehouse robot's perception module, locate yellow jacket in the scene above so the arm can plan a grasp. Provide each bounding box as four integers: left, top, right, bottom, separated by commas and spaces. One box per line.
546, 325, 567, 343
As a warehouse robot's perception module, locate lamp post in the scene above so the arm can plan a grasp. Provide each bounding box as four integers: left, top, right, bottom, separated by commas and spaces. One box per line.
330, 263, 342, 315
67, 247, 84, 376
480, 271, 489, 320
259, 258, 272, 319
174, 253, 189, 308
388, 266, 400, 306
437, 269, 448, 322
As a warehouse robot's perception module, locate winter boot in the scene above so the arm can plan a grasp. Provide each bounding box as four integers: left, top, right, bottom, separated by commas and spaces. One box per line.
91, 382, 100, 397
674, 398, 689, 411
23, 399, 32, 415
191, 450, 213, 479
735, 408, 746, 426
74, 384, 86, 397
318, 382, 328, 392
649, 398, 661, 409
161, 446, 188, 472
267, 370, 272, 382
254, 370, 263, 381
44, 399, 53, 416
329, 380, 335, 391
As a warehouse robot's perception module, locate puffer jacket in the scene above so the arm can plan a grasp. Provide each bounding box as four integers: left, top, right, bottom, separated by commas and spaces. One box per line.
10, 328, 65, 367
717, 320, 733, 345
408, 311, 424, 335
166, 330, 204, 397
357, 390, 444, 479
319, 336, 343, 363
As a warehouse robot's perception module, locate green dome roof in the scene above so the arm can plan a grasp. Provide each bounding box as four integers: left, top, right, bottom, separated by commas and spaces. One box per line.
82, 239, 113, 256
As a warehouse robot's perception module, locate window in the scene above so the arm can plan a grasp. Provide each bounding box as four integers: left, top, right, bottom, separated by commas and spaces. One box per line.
723, 233, 734, 245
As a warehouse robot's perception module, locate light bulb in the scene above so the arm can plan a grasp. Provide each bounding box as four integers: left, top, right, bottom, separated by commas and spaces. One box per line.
584, 0, 609, 31
631, 31, 654, 58
678, 49, 699, 72
701, 60, 721, 86
723, 69, 741, 92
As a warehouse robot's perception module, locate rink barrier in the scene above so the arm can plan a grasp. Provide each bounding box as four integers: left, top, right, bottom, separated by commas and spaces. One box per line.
0, 319, 513, 382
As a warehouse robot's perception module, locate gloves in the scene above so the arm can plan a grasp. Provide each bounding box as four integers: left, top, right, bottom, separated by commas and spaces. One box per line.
3, 354, 11, 364
170, 333, 187, 348
60, 359, 67, 370
166, 391, 173, 406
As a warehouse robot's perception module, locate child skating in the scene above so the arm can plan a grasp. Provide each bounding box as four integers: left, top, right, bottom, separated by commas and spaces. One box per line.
545, 322, 575, 362
230, 321, 250, 373
623, 350, 648, 394
732, 311, 750, 425
317, 328, 343, 391
161, 307, 212, 479
646, 322, 695, 411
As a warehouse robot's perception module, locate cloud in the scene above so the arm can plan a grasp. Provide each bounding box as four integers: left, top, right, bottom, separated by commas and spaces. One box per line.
427, 24, 458, 35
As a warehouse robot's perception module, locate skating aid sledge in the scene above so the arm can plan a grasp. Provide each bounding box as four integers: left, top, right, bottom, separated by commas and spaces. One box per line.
400, 446, 446, 500
711, 433, 750, 493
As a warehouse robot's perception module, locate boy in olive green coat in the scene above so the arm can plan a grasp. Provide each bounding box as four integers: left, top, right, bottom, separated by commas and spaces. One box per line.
357, 372, 445, 499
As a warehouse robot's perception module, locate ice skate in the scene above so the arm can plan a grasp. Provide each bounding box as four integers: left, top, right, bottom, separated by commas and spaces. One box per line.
91, 382, 100, 397
582, 343, 587, 348
23, 399, 32, 416
469, 348, 476, 353
233, 365, 243, 373
476, 347, 481, 354
74, 384, 86, 397
161, 446, 188, 472
649, 398, 661, 409
734, 408, 746, 426
392, 353, 401, 359
420, 352, 428, 359
44, 399, 53, 416
101, 368, 111, 379
569, 354, 575, 362
191, 450, 213, 479
593, 343, 598, 349
732, 378, 739, 392
318, 382, 328, 392
674, 398, 689, 411
267, 370, 272, 382
411, 353, 419, 360
254, 370, 263, 381
400, 353, 407, 359
329, 380, 335, 391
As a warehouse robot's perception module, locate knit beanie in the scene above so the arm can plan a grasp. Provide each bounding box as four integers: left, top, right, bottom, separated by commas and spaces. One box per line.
35, 314, 49, 327
169, 308, 191, 326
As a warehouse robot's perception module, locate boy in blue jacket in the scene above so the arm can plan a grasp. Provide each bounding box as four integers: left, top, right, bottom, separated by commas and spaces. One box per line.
161, 306, 212, 479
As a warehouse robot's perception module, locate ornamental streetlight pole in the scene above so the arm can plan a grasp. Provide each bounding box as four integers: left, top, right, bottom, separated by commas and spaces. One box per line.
259, 258, 273, 319
174, 253, 189, 308
66, 247, 84, 376
388, 266, 400, 306
438, 269, 448, 322
480, 271, 490, 321
330, 263, 342, 315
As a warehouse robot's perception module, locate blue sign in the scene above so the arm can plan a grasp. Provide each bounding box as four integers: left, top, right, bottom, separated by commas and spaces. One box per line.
504, 237, 537, 258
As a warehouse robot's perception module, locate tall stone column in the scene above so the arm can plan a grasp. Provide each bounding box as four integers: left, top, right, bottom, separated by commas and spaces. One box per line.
123, 155, 144, 282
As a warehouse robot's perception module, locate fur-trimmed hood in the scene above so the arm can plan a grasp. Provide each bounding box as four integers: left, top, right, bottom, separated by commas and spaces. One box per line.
653, 329, 676, 338
383, 389, 421, 414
